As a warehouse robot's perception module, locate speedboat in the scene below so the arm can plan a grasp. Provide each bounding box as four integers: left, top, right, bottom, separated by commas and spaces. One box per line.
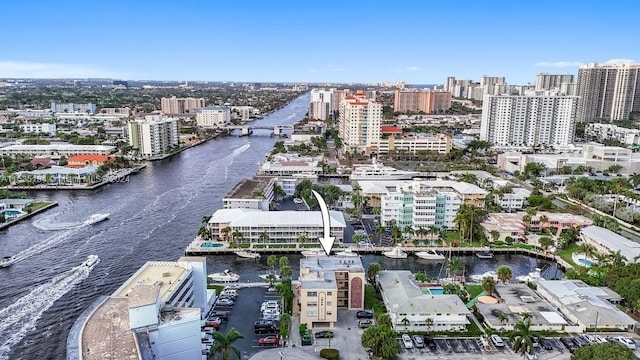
301, 249, 325, 257
0, 255, 16, 268
516, 268, 543, 283
414, 250, 445, 261
235, 250, 261, 259
476, 251, 494, 259
258, 271, 281, 281
335, 248, 359, 257
208, 270, 240, 282
383, 245, 408, 259
84, 255, 100, 268
469, 271, 498, 282
84, 213, 109, 226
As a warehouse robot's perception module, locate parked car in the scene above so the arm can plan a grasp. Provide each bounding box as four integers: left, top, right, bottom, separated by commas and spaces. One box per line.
491, 334, 505, 347
294, 198, 303, 204
539, 338, 553, 351
583, 334, 596, 344
358, 319, 374, 328
209, 311, 229, 321
216, 298, 234, 306
560, 338, 576, 353
259, 336, 279, 346
261, 301, 279, 312
412, 335, 424, 348
263, 308, 280, 317
314, 330, 334, 339
402, 334, 413, 349
424, 336, 437, 351
595, 335, 608, 344
356, 311, 374, 319
617, 337, 636, 349
572, 336, 588, 347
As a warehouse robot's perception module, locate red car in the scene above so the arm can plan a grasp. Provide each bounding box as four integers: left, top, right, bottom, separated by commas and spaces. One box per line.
259, 336, 279, 346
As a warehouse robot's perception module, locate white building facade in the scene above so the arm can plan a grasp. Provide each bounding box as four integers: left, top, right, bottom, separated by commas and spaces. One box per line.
196, 106, 231, 128
585, 123, 640, 146
128, 115, 180, 158
339, 91, 383, 154
20, 123, 57, 135
309, 88, 334, 120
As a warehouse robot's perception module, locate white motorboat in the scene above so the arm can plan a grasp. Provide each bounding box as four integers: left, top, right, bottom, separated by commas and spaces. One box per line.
235, 250, 261, 259
383, 245, 408, 259
258, 271, 281, 281
414, 250, 445, 261
350, 158, 420, 181
469, 271, 499, 282
301, 249, 325, 257
335, 248, 359, 257
516, 268, 543, 283
208, 270, 240, 282
0, 255, 16, 268
83, 255, 100, 268
476, 251, 494, 259
84, 213, 110, 225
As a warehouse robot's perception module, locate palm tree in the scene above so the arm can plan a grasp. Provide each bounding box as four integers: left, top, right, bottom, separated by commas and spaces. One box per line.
538, 236, 554, 253
221, 226, 231, 241
367, 262, 382, 284
209, 327, 244, 360
509, 319, 536, 357
232, 230, 243, 244
424, 317, 434, 334
403, 225, 414, 241
521, 313, 533, 323
273, 183, 286, 201
202, 215, 212, 224
297, 232, 308, 245
375, 312, 392, 328
400, 317, 410, 332
539, 214, 549, 227
496, 265, 513, 284
522, 214, 532, 228
498, 313, 509, 327
481, 276, 496, 296
267, 255, 278, 271
446, 256, 464, 277
280, 265, 293, 279
490, 230, 500, 242
259, 231, 270, 244
631, 173, 640, 189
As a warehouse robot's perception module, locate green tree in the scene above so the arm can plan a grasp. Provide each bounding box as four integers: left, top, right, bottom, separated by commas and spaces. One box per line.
538, 236, 554, 253
375, 313, 392, 328
367, 262, 382, 284
259, 231, 270, 243
297, 232, 308, 244
209, 327, 244, 360
571, 342, 637, 360
280, 265, 293, 279
267, 255, 278, 271
361, 325, 401, 360
400, 317, 410, 332
497, 265, 513, 284
509, 319, 537, 357
279, 255, 289, 268
481, 276, 496, 295
446, 256, 464, 277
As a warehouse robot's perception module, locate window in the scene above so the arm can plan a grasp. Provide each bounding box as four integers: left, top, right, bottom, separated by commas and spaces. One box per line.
307, 302, 317, 307
327, 301, 332, 306
307, 311, 317, 317
307, 291, 317, 297
327, 292, 332, 296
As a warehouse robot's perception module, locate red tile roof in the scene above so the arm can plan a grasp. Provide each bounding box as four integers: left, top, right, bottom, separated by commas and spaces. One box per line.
381, 126, 402, 134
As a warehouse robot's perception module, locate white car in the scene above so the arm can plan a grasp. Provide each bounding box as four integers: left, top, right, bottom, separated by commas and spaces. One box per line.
263, 308, 280, 317
217, 298, 234, 306
260, 301, 279, 312
491, 334, 505, 347
402, 334, 413, 349
595, 335, 608, 344
617, 336, 636, 349
294, 198, 303, 204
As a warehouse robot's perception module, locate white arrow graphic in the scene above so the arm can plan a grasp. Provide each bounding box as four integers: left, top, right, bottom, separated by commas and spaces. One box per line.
311, 190, 334, 256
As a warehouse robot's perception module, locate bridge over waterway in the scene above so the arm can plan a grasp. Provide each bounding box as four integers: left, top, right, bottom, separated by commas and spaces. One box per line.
220, 124, 294, 136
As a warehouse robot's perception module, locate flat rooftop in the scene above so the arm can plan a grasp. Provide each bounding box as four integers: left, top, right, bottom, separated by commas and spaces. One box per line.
81, 297, 138, 360
582, 225, 640, 261
224, 177, 273, 199
300, 270, 338, 289
114, 262, 189, 300
300, 256, 364, 273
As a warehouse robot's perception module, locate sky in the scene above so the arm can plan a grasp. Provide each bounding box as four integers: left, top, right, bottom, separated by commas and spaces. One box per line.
0, 0, 638, 84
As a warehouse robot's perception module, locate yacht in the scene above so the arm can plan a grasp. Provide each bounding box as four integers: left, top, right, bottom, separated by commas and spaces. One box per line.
383, 245, 408, 259
414, 250, 445, 261
476, 250, 494, 259
469, 271, 499, 282
84, 213, 110, 226
0, 255, 16, 268
208, 270, 240, 282
350, 158, 420, 181
235, 250, 261, 259
83, 255, 100, 268
335, 248, 359, 257
301, 249, 325, 257
516, 268, 543, 283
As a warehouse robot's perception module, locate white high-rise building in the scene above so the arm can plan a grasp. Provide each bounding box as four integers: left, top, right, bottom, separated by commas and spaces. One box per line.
50, 101, 96, 114
128, 115, 180, 158
576, 62, 640, 122
480, 94, 579, 149
196, 106, 231, 128
338, 90, 383, 153
535, 73, 575, 92
309, 88, 334, 120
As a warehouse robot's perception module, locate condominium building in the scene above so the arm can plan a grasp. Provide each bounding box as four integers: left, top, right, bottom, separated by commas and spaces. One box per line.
195, 106, 231, 128
230, 105, 259, 121
128, 115, 180, 158
368, 133, 451, 155
393, 90, 451, 113
0, 144, 115, 158
161, 96, 205, 114
480, 94, 579, 149
73, 257, 211, 360
222, 177, 277, 210
576, 62, 640, 122
338, 90, 383, 153
297, 256, 365, 329
20, 123, 56, 135
585, 123, 640, 145
50, 101, 97, 114
309, 88, 334, 120
535, 73, 575, 92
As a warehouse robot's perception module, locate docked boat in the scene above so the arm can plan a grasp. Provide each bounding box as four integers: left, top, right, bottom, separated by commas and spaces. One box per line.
414, 250, 445, 261
335, 248, 359, 257
350, 158, 420, 181
469, 271, 499, 282
84, 255, 100, 268
383, 245, 408, 259
235, 250, 261, 259
476, 251, 494, 259
301, 249, 325, 257
0, 255, 16, 268
208, 270, 240, 282
516, 268, 543, 283
258, 271, 281, 281
84, 213, 110, 226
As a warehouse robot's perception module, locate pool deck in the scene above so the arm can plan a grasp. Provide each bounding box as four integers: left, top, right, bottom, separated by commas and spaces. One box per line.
0, 201, 58, 231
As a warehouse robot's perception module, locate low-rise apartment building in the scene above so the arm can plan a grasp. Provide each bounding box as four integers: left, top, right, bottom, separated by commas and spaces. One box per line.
580, 225, 640, 263
222, 177, 277, 210
196, 106, 231, 128
368, 133, 451, 155
20, 123, 56, 135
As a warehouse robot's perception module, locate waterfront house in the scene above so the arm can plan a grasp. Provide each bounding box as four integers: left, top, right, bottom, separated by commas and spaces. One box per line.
223, 177, 278, 210
66, 154, 114, 168
377, 270, 470, 332
580, 225, 640, 263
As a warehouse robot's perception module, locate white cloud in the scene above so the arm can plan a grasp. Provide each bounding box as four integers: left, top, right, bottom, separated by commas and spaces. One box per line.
405, 66, 421, 72
604, 58, 636, 64
535, 61, 584, 68
0, 61, 129, 78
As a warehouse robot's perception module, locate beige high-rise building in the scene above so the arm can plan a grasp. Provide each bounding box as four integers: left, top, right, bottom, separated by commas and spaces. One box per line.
338, 90, 383, 153
576, 62, 640, 122
128, 115, 180, 158
393, 90, 452, 113
309, 88, 333, 120
161, 96, 205, 114
535, 73, 575, 92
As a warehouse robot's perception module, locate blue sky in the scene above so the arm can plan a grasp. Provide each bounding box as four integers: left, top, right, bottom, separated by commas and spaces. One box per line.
0, 1, 638, 84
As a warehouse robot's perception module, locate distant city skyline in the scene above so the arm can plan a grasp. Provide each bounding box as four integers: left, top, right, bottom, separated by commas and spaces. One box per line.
1, 1, 638, 84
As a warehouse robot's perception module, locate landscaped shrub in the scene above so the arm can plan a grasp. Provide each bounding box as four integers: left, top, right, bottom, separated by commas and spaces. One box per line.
299, 323, 307, 336
319, 348, 339, 360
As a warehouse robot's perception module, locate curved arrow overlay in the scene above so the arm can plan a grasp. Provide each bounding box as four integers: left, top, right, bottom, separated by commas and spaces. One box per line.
311, 190, 334, 256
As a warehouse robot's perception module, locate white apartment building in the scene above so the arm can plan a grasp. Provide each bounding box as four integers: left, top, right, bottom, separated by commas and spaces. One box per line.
576, 62, 640, 122
161, 96, 205, 114
0, 144, 114, 158
480, 94, 578, 149
585, 123, 640, 145
339, 90, 383, 154
50, 101, 96, 114
222, 177, 277, 210
493, 187, 531, 211
258, 153, 323, 176
380, 180, 462, 230
309, 88, 334, 120
128, 115, 180, 158
195, 106, 231, 128
535, 73, 575, 93
230, 105, 259, 121
368, 133, 451, 155
20, 123, 56, 135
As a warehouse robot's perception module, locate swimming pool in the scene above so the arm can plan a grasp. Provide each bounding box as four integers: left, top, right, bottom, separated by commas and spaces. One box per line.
577, 258, 594, 267
572, 253, 595, 268
421, 287, 445, 295
3, 210, 24, 217
201, 242, 224, 248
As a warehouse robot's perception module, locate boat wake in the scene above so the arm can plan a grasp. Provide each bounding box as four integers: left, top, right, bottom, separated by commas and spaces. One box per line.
31, 217, 84, 231
0, 258, 97, 359
3, 228, 79, 266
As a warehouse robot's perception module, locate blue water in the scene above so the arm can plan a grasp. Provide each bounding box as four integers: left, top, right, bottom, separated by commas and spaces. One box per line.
201, 242, 224, 248
428, 287, 444, 295
4, 210, 22, 216
577, 258, 594, 267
